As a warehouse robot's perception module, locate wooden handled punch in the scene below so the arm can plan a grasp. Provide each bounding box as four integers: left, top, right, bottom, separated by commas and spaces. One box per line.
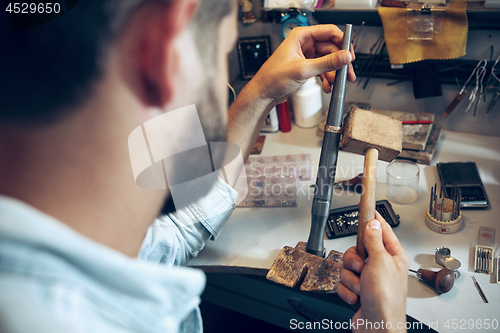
340, 109, 402, 259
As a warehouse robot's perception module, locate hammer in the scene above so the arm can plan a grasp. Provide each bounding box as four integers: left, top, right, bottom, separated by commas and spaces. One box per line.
340, 108, 402, 259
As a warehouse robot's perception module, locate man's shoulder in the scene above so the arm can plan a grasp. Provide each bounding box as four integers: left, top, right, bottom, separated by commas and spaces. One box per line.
0, 238, 204, 333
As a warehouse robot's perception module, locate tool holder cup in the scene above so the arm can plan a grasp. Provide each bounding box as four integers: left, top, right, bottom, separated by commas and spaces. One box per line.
425, 183, 463, 234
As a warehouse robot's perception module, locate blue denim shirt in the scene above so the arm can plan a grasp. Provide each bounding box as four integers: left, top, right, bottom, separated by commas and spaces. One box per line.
0, 178, 237, 333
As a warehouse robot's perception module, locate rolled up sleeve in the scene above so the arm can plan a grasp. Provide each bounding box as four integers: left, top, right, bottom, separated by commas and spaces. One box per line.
139, 177, 239, 266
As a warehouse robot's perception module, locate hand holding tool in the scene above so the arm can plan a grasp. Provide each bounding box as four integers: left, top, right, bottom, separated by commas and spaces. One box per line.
267, 24, 353, 292
340, 109, 402, 259
409, 268, 454, 294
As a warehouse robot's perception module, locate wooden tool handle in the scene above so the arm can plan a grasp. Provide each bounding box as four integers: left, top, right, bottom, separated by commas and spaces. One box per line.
356, 148, 379, 260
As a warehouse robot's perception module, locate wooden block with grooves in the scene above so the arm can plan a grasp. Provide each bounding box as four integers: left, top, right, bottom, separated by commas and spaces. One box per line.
266, 242, 343, 292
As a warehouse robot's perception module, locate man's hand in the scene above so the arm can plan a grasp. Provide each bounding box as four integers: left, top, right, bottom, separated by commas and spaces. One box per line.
228, 25, 356, 160
249, 24, 356, 105
338, 212, 410, 333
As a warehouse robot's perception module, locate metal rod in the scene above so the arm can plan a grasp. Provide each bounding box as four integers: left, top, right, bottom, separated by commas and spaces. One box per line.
307, 24, 352, 257
475, 250, 479, 272
451, 184, 456, 220
433, 189, 437, 218
454, 183, 458, 218
472, 276, 488, 303
481, 249, 484, 273
440, 198, 444, 220
486, 250, 489, 274
363, 42, 386, 90
357, 32, 384, 84
458, 187, 461, 216
429, 186, 434, 215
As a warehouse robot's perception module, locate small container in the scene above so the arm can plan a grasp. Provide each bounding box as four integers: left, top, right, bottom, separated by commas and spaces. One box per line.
291, 77, 323, 128
386, 160, 420, 205
261, 106, 279, 132
474, 226, 495, 275
277, 100, 291, 133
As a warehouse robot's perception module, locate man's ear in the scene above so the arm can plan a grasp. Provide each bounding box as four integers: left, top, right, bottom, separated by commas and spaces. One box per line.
136, 0, 199, 108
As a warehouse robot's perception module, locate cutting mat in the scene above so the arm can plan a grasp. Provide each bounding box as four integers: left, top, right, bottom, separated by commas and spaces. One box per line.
370, 109, 434, 151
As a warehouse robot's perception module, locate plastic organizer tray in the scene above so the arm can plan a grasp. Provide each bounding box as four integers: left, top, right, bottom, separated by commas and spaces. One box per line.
236, 154, 311, 208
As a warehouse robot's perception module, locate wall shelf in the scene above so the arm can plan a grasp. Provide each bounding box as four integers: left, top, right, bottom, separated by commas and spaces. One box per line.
312, 5, 500, 30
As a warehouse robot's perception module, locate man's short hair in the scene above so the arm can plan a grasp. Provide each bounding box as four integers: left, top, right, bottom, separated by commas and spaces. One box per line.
0, 0, 234, 125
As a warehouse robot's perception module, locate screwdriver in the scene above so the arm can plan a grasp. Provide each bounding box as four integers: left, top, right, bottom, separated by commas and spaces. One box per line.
409, 268, 455, 294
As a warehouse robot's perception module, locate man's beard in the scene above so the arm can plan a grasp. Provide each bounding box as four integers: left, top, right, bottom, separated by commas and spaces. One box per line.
160, 84, 227, 216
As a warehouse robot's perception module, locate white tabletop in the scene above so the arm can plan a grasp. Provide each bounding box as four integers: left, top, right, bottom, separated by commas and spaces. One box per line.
189, 124, 500, 332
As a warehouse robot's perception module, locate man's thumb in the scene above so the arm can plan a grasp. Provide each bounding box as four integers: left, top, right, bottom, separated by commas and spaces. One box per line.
305, 50, 352, 77
364, 219, 384, 256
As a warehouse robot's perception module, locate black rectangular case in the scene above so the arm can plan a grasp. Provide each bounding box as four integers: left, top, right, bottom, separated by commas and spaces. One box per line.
325, 200, 400, 239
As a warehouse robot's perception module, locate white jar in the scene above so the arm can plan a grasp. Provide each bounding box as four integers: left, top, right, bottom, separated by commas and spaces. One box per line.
291, 77, 323, 128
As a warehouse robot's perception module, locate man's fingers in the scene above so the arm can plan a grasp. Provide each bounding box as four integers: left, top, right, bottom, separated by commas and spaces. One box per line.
375, 211, 406, 258
302, 51, 352, 79
340, 267, 361, 294
343, 246, 365, 273
363, 219, 385, 257
337, 282, 359, 305
314, 41, 342, 56
321, 78, 332, 94
295, 24, 345, 46
347, 63, 356, 82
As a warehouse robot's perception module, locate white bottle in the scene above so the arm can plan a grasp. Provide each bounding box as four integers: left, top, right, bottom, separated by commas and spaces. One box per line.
291, 77, 323, 128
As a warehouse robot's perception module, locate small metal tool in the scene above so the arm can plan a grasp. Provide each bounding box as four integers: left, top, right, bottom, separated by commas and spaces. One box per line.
497, 256, 500, 284
352, 21, 365, 50
471, 276, 488, 303
435, 247, 461, 279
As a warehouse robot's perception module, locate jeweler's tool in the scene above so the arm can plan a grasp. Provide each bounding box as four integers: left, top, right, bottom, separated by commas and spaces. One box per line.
352, 21, 365, 50
409, 268, 455, 294
425, 183, 462, 234
435, 247, 461, 279
443, 90, 467, 118
496, 256, 500, 284
266, 25, 353, 292
471, 276, 488, 303
306, 24, 353, 257
475, 246, 493, 274
340, 108, 402, 259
